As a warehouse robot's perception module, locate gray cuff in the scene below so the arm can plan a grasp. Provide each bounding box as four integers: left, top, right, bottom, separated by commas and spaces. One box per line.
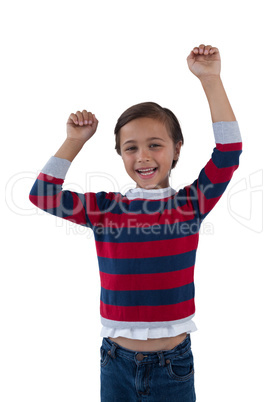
212, 121, 242, 144
41, 156, 71, 179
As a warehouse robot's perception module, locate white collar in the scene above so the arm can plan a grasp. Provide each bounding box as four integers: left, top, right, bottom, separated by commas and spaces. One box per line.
125, 186, 176, 200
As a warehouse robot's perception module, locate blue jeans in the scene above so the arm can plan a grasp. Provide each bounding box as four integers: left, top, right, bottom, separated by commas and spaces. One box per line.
100, 334, 196, 401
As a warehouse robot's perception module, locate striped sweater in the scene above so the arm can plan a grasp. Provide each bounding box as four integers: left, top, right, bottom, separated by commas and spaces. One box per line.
29, 121, 242, 339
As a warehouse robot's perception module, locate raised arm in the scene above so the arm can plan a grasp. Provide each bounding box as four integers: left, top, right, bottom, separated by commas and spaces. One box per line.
29, 110, 102, 229
187, 44, 236, 122
181, 44, 243, 221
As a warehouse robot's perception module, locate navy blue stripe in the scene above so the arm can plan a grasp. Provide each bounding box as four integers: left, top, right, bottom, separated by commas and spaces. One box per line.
30, 179, 75, 217
96, 197, 170, 215
188, 181, 201, 217
98, 249, 196, 275
43, 190, 74, 218
95, 192, 189, 215
93, 217, 201, 242
198, 168, 230, 199
212, 148, 242, 168
30, 179, 93, 226
29, 178, 62, 197
101, 282, 195, 306
29, 178, 39, 196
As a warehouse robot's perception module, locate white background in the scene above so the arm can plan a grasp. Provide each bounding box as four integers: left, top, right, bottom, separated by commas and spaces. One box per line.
1, 0, 267, 401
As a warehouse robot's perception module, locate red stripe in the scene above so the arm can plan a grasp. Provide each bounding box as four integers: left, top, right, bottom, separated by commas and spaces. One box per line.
30, 190, 88, 225
196, 185, 221, 215
94, 208, 196, 229
29, 192, 62, 209
216, 142, 242, 151
96, 233, 199, 259
38, 172, 64, 185
205, 159, 239, 184
100, 298, 195, 322
100, 266, 194, 291
84, 192, 101, 226
69, 193, 87, 224
161, 203, 196, 221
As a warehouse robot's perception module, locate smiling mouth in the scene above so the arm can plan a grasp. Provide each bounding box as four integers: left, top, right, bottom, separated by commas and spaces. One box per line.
136, 167, 158, 178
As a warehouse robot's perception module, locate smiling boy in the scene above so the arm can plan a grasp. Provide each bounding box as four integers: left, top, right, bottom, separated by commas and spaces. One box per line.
29, 44, 242, 401
120, 117, 182, 190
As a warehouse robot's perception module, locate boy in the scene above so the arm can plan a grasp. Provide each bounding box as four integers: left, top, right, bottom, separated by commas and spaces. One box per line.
29, 44, 242, 401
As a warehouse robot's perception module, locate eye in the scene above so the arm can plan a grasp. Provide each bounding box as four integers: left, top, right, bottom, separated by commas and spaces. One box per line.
125, 144, 160, 151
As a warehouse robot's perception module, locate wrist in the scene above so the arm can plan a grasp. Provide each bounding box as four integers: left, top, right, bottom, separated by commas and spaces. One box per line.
54, 138, 85, 162
199, 74, 222, 87
65, 137, 86, 147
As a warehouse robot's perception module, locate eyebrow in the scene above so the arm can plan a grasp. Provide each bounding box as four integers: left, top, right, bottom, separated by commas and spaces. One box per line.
122, 137, 165, 146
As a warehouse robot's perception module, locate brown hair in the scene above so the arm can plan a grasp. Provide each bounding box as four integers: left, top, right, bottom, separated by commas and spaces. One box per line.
114, 101, 184, 172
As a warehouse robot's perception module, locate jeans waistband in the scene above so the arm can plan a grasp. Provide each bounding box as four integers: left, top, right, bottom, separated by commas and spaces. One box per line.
101, 334, 191, 365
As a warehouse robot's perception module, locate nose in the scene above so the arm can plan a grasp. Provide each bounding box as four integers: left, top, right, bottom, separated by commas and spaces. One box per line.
137, 148, 150, 162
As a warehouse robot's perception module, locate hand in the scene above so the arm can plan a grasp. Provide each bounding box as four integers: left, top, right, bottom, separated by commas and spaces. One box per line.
66, 110, 99, 144
186, 44, 221, 80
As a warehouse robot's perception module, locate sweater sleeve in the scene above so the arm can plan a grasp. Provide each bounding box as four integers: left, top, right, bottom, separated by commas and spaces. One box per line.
29, 156, 104, 230
181, 120, 243, 222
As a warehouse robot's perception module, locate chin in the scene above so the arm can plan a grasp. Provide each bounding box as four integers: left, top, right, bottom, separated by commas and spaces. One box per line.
137, 182, 161, 190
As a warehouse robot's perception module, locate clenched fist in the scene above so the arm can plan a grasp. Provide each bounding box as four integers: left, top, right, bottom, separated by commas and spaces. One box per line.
187, 44, 221, 80
66, 110, 99, 145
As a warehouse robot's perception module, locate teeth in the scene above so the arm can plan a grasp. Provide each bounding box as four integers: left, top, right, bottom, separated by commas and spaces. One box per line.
138, 168, 155, 172
138, 168, 156, 176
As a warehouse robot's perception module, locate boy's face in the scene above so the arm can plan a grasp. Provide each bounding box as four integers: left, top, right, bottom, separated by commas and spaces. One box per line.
120, 117, 182, 190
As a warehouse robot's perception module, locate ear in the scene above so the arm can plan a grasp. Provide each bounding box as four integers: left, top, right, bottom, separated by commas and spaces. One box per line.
173, 141, 183, 160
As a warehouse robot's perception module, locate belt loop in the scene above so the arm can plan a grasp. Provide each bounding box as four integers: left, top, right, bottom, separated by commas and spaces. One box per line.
109, 342, 118, 359
157, 351, 165, 367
